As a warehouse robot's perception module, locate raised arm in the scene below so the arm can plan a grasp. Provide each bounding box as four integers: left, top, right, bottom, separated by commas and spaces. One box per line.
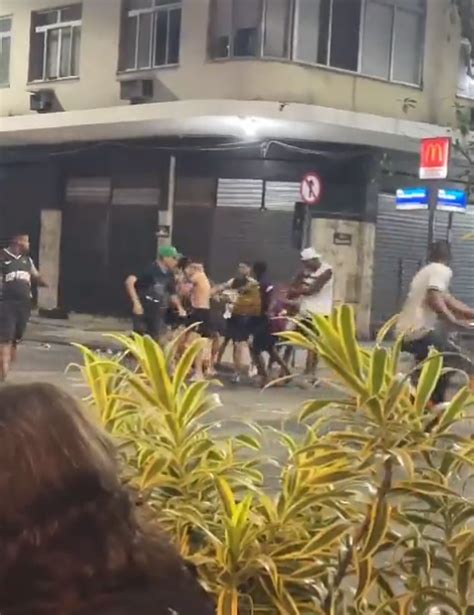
300, 268, 333, 296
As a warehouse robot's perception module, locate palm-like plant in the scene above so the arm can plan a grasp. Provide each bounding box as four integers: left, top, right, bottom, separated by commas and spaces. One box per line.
75, 310, 474, 614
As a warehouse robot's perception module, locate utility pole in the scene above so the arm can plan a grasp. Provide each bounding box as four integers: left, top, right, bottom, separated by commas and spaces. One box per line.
426, 181, 439, 253
419, 137, 451, 256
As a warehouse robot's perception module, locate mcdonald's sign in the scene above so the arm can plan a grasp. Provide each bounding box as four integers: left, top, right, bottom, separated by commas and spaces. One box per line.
419, 137, 451, 179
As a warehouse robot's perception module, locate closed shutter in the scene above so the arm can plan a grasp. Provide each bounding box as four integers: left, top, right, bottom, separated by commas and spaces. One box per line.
111, 174, 160, 207
264, 181, 300, 211
66, 177, 111, 204
449, 207, 474, 306
216, 178, 263, 208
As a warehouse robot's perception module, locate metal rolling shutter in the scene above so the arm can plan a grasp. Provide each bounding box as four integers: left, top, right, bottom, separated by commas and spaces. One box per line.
216, 178, 263, 208
264, 181, 300, 211
449, 207, 474, 306
371, 194, 474, 329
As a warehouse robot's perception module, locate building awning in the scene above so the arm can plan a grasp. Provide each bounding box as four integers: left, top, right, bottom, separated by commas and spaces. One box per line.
0, 99, 450, 153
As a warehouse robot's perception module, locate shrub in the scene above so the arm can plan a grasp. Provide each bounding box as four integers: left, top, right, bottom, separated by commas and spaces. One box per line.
75, 307, 474, 614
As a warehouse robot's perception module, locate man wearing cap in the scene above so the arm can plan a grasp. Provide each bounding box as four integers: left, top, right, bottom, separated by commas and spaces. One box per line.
290, 247, 333, 379
125, 245, 186, 342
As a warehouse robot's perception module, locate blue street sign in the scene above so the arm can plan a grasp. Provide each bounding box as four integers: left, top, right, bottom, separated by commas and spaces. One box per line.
396, 187, 429, 210
437, 188, 467, 213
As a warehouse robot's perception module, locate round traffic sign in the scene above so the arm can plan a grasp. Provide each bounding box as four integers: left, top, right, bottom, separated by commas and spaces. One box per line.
300, 172, 322, 205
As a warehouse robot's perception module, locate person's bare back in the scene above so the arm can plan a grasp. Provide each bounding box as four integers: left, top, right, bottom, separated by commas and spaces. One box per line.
190, 268, 211, 309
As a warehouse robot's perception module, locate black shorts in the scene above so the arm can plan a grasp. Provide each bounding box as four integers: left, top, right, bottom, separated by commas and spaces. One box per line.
227, 315, 256, 343
188, 308, 212, 338
132, 306, 167, 340
0, 300, 31, 344
251, 316, 275, 353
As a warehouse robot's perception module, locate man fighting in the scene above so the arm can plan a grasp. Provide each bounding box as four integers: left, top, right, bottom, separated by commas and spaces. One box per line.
125, 245, 186, 343
0, 234, 46, 381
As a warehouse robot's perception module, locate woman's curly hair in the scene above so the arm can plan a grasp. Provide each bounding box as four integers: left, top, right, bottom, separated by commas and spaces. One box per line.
0, 383, 187, 614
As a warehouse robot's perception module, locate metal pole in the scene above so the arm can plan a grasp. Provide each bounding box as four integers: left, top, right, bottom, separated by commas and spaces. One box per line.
446, 211, 454, 243
427, 181, 438, 257
157, 154, 176, 252
304, 204, 312, 248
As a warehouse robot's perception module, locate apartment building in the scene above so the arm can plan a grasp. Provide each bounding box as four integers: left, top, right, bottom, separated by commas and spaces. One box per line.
0, 0, 472, 333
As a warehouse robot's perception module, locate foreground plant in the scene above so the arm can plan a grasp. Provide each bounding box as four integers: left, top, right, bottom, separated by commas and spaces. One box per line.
75, 311, 474, 614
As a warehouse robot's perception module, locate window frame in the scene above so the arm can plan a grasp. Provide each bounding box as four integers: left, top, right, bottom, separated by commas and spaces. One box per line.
0, 15, 12, 87
121, 0, 182, 72
209, 0, 426, 88
30, 5, 82, 82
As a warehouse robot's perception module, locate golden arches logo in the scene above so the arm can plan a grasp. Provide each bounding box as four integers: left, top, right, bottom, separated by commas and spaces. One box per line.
424, 142, 445, 165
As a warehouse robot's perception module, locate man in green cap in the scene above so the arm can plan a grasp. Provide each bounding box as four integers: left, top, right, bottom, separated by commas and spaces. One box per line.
125, 245, 186, 342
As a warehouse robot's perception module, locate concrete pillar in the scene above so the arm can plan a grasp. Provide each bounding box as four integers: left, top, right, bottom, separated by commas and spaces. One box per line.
157, 155, 176, 252
310, 217, 375, 339
38, 210, 62, 310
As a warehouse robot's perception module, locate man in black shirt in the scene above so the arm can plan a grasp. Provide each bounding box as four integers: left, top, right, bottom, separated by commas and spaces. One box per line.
0, 234, 46, 380
125, 245, 185, 342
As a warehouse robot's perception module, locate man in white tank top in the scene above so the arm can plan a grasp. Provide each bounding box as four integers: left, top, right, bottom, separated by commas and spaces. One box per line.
289, 247, 334, 381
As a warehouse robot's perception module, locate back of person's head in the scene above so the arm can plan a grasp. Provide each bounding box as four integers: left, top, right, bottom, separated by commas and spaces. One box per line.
428, 240, 451, 264
253, 261, 267, 279
0, 383, 185, 614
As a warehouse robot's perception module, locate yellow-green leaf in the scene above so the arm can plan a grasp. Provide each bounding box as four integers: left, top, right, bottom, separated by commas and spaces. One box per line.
355, 553, 373, 602
415, 350, 443, 413
376, 314, 399, 344
215, 477, 236, 518
338, 304, 363, 379
397, 479, 457, 498
360, 499, 390, 559
437, 385, 471, 431
302, 521, 350, 554
369, 347, 388, 396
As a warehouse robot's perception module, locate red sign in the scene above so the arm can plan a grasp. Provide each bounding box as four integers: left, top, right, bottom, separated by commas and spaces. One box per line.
419, 137, 451, 180
300, 172, 322, 205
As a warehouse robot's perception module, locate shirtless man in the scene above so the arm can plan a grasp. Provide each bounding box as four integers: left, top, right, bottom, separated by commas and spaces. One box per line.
184, 262, 213, 379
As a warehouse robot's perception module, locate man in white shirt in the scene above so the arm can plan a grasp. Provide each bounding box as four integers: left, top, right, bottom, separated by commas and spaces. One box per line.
289, 247, 333, 380
397, 240, 474, 405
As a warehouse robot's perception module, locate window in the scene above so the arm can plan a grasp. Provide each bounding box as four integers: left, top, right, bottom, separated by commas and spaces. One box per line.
210, 0, 425, 85
0, 16, 11, 86
457, 37, 474, 99
361, 0, 425, 84
210, 0, 262, 58
294, 0, 367, 72
263, 0, 291, 58
30, 5, 81, 81
120, 0, 182, 71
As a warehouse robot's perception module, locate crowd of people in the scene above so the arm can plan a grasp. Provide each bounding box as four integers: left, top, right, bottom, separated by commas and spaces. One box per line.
125, 245, 334, 387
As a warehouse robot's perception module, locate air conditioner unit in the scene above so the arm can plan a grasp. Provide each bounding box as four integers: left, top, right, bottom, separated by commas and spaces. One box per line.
120, 79, 154, 103
30, 90, 55, 113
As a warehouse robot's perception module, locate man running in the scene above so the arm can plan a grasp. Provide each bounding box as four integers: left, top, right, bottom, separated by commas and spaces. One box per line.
184, 261, 213, 379
0, 234, 46, 381
397, 240, 474, 405
125, 245, 185, 343
289, 247, 333, 380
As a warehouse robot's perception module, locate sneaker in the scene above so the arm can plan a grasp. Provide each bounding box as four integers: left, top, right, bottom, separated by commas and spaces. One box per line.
230, 373, 241, 384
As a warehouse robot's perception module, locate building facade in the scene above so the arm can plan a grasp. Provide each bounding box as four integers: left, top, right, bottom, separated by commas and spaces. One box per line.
0, 0, 472, 334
